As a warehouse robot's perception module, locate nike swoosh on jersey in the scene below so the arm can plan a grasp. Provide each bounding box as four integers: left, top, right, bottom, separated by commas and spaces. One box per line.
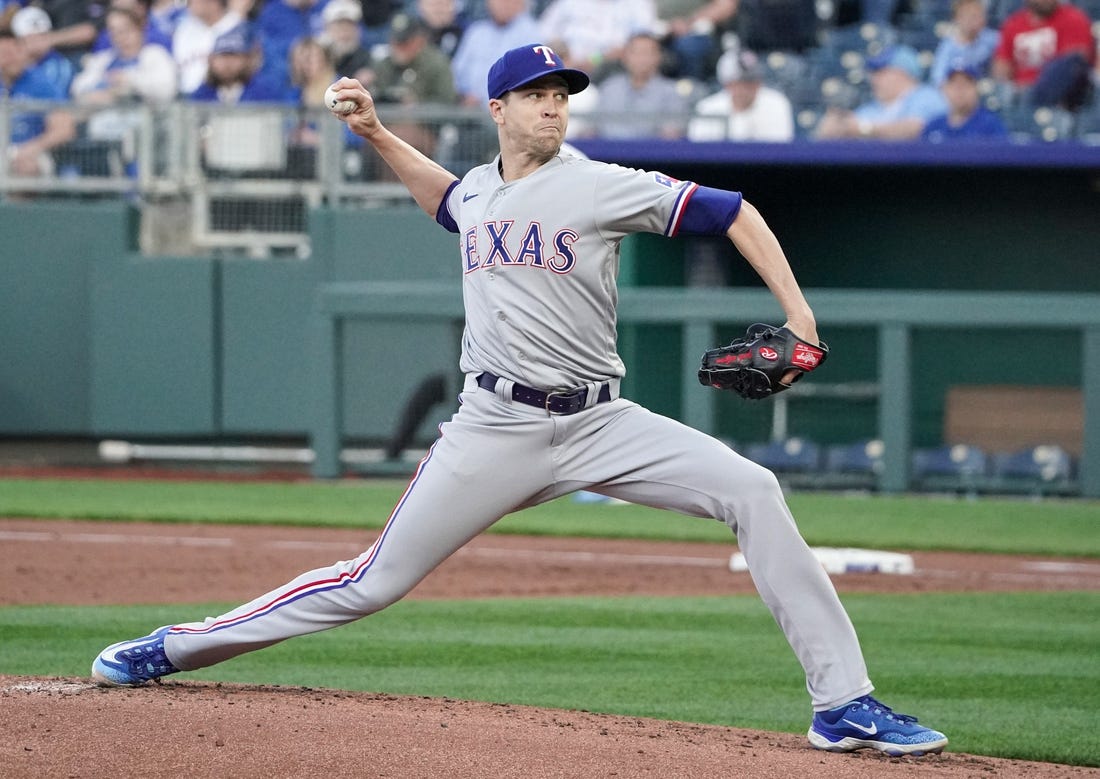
462, 192, 478, 202
841, 719, 878, 735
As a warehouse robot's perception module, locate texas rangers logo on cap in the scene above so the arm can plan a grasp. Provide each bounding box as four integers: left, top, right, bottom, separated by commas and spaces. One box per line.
487, 44, 591, 101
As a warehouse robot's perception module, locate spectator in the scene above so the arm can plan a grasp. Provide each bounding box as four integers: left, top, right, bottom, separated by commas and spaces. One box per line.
173, 0, 250, 95
17, 0, 106, 67
71, 5, 176, 177
929, 0, 1001, 87
364, 12, 455, 179
288, 35, 337, 145
815, 44, 946, 140
189, 23, 297, 178
71, 6, 177, 104
91, 0, 173, 53
189, 22, 295, 102
414, 0, 465, 60
290, 36, 337, 104
992, 0, 1095, 109
322, 0, 373, 84
652, 0, 736, 80
688, 47, 793, 141
0, 30, 77, 177
537, 0, 658, 78
596, 31, 692, 138
921, 61, 1008, 141
451, 0, 541, 107
255, 0, 329, 94
370, 11, 456, 104
148, 0, 188, 45
10, 5, 75, 94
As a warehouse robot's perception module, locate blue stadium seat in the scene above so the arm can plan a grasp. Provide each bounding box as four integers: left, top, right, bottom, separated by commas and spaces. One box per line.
1075, 100, 1100, 145
911, 444, 989, 493
825, 439, 885, 475
991, 445, 1075, 494
1001, 105, 1077, 142
745, 438, 823, 473
823, 439, 884, 489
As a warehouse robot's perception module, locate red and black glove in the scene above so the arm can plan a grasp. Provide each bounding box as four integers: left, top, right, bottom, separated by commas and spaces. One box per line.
698, 323, 829, 400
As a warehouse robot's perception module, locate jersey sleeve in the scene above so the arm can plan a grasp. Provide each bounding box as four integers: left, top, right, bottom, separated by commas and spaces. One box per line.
592, 165, 742, 238
435, 179, 461, 233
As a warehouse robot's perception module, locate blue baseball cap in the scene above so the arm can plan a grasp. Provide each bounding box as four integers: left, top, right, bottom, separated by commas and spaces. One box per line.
487, 44, 590, 101
866, 45, 922, 79
211, 24, 256, 55
946, 60, 981, 80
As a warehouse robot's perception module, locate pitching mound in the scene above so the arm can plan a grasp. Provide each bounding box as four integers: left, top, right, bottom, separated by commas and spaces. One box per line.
3, 676, 1096, 778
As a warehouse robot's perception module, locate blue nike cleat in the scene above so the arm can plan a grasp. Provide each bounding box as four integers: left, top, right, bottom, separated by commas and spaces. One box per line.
807, 695, 948, 756
91, 626, 180, 686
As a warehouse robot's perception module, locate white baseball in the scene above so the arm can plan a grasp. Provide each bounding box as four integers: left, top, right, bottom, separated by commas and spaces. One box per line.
324, 84, 357, 115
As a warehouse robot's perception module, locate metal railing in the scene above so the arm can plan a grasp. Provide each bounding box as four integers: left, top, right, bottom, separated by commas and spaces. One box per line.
0, 99, 499, 256
5, 98, 1100, 255
309, 282, 1100, 497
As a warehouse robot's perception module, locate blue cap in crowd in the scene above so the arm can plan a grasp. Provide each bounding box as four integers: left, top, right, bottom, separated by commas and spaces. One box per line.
866, 45, 922, 79
487, 44, 590, 101
946, 60, 981, 80
212, 24, 257, 56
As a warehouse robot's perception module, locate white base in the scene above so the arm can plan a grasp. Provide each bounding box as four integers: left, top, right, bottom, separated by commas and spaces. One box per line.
730, 547, 914, 575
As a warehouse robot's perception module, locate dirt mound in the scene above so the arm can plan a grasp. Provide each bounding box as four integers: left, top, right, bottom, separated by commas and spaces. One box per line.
3, 677, 1096, 779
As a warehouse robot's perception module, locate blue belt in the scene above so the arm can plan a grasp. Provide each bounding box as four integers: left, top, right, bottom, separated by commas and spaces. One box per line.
476, 372, 612, 415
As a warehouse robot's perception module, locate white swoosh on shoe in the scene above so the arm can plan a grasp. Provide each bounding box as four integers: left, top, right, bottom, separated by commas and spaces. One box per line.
841, 719, 878, 735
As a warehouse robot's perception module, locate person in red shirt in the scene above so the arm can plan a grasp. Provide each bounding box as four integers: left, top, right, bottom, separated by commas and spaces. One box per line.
992, 0, 1095, 109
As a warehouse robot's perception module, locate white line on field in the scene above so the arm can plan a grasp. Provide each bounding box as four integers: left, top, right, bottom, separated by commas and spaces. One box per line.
0, 529, 728, 568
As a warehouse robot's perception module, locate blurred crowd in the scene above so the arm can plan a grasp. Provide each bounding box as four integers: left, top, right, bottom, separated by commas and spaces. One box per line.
1, 0, 1098, 177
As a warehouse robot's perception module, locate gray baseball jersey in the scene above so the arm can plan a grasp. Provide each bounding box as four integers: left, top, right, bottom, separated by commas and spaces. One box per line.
159, 152, 874, 712
447, 154, 697, 388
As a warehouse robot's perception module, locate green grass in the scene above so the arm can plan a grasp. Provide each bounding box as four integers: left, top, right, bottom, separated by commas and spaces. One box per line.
1, 477, 1099, 555
2, 591, 1097, 766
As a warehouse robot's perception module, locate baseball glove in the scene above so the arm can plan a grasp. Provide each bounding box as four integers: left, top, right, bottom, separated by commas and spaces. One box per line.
698, 323, 829, 400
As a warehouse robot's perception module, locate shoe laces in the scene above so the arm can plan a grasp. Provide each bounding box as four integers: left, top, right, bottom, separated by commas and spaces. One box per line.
854, 695, 919, 725
120, 638, 173, 677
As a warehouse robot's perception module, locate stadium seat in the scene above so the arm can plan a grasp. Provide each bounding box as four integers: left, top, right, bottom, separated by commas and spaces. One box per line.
1075, 100, 1100, 145
761, 51, 810, 93
991, 444, 1075, 495
823, 439, 884, 490
745, 438, 823, 473
825, 439, 885, 475
911, 444, 990, 494
1001, 105, 1077, 143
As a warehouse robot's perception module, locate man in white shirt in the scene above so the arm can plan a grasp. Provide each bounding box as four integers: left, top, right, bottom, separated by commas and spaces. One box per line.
173, 0, 247, 95
688, 48, 794, 142
538, 0, 657, 75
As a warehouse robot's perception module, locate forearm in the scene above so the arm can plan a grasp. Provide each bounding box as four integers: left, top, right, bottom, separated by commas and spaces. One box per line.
334, 78, 458, 217
26, 112, 77, 155
726, 199, 816, 340
360, 123, 458, 218
45, 22, 97, 50
868, 117, 925, 140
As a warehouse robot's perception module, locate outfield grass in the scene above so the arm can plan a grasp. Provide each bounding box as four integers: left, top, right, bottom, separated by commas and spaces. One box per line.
1, 591, 1096, 766
1, 477, 1098, 556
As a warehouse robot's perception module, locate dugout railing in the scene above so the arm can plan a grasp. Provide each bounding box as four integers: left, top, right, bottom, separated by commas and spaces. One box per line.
5, 99, 1100, 257
308, 282, 1100, 498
